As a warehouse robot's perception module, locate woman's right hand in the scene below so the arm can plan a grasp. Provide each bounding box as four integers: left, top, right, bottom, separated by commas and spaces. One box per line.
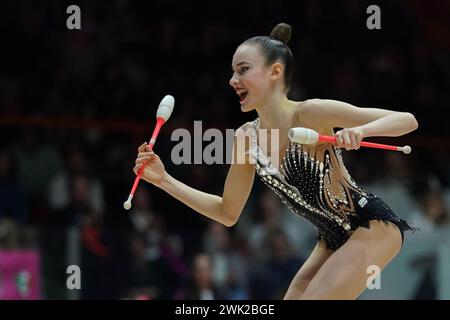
133, 142, 166, 185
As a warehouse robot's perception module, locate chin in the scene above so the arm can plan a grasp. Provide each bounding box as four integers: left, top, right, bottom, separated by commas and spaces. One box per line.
240, 104, 254, 112
240, 98, 257, 112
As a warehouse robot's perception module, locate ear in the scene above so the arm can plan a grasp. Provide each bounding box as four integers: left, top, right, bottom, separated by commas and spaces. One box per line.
269, 63, 283, 82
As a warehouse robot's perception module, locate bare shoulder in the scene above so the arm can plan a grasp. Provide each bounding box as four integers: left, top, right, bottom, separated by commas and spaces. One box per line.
296, 98, 327, 119
295, 99, 331, 132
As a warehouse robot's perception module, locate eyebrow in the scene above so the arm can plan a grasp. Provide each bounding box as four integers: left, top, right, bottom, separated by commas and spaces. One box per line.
231, 61, 250, 68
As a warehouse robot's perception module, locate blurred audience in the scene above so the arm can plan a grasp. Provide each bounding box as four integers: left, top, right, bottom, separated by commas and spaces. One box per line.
204, 222, 249, 299
247, 189, 316, 261
176, 253, 224, 300
48, 147, 104, 213
249, 228, 305, 299
408, 175, 450, 299
0, 150, 27, 223
0, 0, 448, 300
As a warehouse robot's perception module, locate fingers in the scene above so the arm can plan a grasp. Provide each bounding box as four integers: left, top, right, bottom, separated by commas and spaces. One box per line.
133, 156, 154, 174
134, 142, 155, 174
334, 128, 363, 150
134, 142, 160, 177
351, 128, 363, 150
138, 142, 147, 153
353, 133, 362, 150
335, 131, 344, 147
137, 151, 154, 158
342, 132, 352, 150
133, 164, 148, 176
133, 163, 143, 175
135, 152, 156, 165
138, 142, 155, 153
349, 133, 358, 150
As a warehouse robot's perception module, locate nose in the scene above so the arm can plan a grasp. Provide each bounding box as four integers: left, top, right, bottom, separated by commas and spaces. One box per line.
229, 74, 239, 87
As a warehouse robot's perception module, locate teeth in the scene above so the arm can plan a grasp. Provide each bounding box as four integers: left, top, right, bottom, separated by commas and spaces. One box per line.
236, 90, 248, 98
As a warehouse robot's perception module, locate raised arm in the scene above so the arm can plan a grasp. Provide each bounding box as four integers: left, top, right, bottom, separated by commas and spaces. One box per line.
134, 124, 255, 227
302, 99, 418, 150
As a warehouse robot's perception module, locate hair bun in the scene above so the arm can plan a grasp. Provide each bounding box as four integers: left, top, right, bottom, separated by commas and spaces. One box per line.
270, 23, 292, 44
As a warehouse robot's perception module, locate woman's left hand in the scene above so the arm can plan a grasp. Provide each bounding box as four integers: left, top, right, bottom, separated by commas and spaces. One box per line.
334, 127, 364, 150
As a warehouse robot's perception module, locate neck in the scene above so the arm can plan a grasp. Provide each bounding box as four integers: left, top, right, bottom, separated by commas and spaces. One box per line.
255, 88, 295, 130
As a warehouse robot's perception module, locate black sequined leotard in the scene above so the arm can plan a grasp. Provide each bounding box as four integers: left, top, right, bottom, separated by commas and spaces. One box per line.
247, 118, 414, 250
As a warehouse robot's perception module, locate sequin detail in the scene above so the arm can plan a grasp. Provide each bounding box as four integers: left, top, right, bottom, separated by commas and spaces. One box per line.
247, 118, 414, 250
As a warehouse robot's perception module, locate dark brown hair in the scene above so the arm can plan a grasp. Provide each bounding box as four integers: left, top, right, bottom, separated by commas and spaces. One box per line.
241, 23, 294, 92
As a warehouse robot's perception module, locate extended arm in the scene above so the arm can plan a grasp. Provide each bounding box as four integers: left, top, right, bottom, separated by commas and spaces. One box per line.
303, 99, 418, 149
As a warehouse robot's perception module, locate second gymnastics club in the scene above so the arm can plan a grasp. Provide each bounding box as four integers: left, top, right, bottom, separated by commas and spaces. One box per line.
123, 95, 175, 210
288, 127, 411, 154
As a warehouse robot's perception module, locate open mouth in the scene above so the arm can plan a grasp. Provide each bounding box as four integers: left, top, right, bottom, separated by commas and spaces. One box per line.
237, 90, 248, 103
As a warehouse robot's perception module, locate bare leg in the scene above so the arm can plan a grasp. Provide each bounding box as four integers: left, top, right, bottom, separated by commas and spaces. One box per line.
283, 240, 334, 299
300, 220, 402, 300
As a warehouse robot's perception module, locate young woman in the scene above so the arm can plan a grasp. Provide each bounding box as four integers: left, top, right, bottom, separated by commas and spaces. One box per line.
133, 23, 419, 299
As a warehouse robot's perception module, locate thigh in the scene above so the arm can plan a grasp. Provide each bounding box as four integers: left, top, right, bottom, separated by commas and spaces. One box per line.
300, 220, 402, 300
284, 240, 334, 299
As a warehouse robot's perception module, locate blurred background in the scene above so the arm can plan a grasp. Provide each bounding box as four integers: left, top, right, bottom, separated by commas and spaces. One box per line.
0, 0, 449, 299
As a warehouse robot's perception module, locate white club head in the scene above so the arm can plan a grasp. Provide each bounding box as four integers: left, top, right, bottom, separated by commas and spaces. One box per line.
123, 194, 133, 210
156, 95, 175, 121
401, 145, 412, 154
288, 127, 320, 145
123, 200, 132, 210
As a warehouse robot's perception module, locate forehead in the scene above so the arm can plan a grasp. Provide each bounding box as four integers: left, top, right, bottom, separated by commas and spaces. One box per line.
231, 44, 263, 66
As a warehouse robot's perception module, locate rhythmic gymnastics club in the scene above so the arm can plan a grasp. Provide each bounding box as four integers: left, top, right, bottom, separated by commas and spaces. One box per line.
288, 127, 411, 154
123, 95, 175, 210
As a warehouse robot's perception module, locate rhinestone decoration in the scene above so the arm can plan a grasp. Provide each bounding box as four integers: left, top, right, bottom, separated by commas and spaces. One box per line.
247, 118, 379, 250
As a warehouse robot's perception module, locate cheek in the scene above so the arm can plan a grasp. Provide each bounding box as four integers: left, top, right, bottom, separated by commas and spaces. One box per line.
246, 71, 270, 91
257, 70, 271, 87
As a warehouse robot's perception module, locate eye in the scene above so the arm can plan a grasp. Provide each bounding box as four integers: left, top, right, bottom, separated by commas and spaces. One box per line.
239, 67, 249, 74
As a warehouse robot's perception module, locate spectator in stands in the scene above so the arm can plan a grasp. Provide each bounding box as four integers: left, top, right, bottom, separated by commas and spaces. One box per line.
176, 253, 224, 300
